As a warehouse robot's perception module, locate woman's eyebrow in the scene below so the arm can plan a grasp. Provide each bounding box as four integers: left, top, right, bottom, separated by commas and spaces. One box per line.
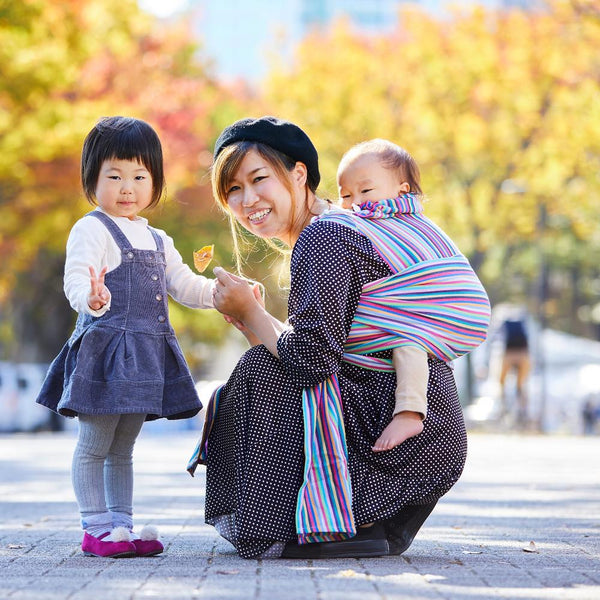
248, 167, 267, 175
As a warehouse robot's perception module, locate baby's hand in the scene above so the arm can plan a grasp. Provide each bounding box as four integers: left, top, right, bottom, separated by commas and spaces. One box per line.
88, 266, 109, 311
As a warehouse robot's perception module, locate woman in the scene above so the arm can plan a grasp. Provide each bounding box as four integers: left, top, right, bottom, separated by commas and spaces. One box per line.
190, 116, 468, 559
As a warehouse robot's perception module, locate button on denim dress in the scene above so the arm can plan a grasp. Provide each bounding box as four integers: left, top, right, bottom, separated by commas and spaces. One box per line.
37, 211, 202, 420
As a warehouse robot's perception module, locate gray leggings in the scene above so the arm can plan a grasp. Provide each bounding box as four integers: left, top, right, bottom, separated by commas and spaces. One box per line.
73, 413, 146, 529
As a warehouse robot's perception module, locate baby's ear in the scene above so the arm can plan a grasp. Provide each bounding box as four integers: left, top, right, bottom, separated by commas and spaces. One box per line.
398, 182, 410, 194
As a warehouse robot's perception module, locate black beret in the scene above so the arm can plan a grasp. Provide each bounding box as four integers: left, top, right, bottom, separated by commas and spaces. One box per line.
213, 115, 320, 189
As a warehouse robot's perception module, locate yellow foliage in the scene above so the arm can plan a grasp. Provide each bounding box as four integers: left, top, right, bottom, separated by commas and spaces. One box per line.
262, 0, 600, 261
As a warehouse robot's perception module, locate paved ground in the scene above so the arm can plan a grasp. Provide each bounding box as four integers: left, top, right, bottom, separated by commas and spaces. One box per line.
1, 429, 599, 600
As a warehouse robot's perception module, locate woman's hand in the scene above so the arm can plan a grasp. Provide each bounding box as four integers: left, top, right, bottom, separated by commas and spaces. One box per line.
212, 267, 262, 321
88, 266, 109, 311
213, 266, 286, 357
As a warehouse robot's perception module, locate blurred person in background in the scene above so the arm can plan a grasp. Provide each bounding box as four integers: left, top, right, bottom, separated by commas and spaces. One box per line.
489, 304, 531, 425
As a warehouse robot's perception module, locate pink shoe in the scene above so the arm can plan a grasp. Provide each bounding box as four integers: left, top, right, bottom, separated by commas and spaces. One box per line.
132, 525, 164, 557
81, 531, 136, 558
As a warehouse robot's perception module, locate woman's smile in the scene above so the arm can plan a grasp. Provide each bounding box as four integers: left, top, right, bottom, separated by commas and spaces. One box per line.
248, 208, 272, 224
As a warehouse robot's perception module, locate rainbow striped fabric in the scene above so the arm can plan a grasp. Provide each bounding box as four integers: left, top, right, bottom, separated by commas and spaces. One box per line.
296, 375, 356, 543
294, 195, 490, 543
187, 386, 221, 475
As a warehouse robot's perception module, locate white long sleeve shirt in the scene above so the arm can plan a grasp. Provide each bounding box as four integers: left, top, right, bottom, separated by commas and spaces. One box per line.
64, 208, 215, 316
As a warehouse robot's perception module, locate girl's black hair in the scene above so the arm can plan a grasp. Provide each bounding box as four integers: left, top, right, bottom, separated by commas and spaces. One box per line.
81, 116, 165, 207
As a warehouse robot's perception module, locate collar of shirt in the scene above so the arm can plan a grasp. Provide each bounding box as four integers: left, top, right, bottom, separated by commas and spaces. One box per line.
352, 194, 424, 219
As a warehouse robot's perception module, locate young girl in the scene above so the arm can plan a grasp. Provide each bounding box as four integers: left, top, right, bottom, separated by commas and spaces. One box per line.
37, 116, 214, 558
336, 139, 490, 451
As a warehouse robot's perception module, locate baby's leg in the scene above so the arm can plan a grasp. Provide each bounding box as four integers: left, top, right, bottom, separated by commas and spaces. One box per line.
373, 346, 428, 452
372, 411, 424, 451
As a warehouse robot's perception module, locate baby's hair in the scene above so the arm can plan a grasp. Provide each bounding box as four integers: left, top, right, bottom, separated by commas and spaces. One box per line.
338, 139, 423, 195
81, 116, 165, 207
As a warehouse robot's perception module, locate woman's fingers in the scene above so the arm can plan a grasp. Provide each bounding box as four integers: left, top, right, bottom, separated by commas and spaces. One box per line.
252, 283, 265, 307
213, 266, 236, 286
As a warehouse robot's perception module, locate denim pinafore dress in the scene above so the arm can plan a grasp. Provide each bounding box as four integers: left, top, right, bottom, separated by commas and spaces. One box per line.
36, 211, 202, 421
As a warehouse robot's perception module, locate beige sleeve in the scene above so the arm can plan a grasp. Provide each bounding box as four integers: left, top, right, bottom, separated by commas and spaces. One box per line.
392, 346, 429, 420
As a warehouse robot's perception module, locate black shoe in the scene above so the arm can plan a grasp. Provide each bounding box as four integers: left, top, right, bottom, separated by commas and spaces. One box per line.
384, 499, 438, 555
281, 523, 389, 559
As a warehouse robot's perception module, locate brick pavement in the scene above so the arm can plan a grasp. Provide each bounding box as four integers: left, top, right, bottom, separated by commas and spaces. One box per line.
1, 430, 599, 599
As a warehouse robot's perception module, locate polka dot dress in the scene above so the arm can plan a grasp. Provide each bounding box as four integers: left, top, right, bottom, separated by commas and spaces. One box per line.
204, 221, 468, 559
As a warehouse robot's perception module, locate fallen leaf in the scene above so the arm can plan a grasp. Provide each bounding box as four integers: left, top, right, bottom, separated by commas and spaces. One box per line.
339, 570, 358, 577
522, 541, 539, 553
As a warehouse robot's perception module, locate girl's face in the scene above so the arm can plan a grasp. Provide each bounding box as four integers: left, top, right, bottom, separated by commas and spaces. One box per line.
337, 153, 409, 209
95, 158, 154, 220
224, 149, 308, 246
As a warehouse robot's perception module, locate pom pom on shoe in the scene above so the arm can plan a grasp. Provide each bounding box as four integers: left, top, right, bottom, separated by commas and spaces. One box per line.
139, 525, 159, 541
106, 527, 131, 543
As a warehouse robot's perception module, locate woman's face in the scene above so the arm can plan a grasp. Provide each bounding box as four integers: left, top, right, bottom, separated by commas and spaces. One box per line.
224, 149, 306, 246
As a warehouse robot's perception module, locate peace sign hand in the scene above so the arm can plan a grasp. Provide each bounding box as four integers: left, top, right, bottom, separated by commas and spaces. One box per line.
88, 266, 109, 311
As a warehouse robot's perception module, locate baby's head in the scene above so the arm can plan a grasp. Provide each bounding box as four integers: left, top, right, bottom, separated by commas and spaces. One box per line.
337, 139, 422, 209
81, 116, 165, 207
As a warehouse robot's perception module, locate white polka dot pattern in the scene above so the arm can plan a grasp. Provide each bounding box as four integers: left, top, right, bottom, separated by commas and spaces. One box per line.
204, 220, 468, 558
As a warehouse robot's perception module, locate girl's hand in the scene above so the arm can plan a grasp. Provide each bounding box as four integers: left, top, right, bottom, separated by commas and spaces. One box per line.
88, 266, 109, 311
212, 267, 262, 321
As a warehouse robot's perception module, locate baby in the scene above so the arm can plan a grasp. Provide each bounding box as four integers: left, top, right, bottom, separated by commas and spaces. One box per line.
337, 139, 489, 451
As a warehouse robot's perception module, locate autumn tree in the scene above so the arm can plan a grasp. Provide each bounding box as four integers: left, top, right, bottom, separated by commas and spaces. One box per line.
262, 0, 600, 337
0, 0, 249, 368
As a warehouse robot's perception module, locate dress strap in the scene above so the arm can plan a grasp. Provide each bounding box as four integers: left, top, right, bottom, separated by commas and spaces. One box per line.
85, 211, 133, 251
148, 227, 164, 253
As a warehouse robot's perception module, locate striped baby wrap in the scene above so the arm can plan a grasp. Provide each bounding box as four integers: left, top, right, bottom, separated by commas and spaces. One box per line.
295, 195, 490, 543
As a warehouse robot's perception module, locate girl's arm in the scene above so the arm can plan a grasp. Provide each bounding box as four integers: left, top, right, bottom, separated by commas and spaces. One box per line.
161, 232, 215, 309
64, 217, 112, 315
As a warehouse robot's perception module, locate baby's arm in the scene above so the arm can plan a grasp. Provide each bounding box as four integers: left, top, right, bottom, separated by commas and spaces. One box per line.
372, 346, 428, 452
